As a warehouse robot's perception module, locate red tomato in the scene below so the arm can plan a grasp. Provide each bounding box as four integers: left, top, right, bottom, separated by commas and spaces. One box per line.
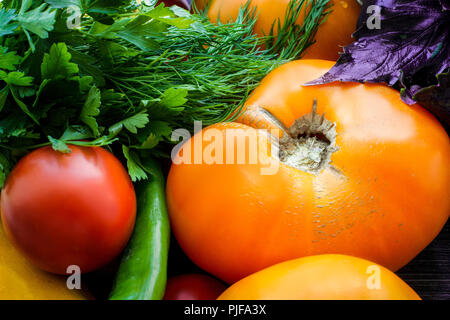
0, 145, 136, 274
163, 274, 226, 300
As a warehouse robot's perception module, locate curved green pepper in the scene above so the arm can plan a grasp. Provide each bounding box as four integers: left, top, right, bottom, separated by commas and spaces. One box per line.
109, 158, 170, 300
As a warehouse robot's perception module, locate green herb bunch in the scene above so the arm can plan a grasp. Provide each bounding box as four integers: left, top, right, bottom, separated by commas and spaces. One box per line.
0, 0, 329, 184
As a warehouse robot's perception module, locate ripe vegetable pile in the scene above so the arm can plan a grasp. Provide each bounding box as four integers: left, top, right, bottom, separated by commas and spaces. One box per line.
0, 0, 449, 301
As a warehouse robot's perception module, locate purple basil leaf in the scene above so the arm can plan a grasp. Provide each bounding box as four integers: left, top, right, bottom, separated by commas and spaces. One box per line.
440, 0, 450, 10
306, 0, 450, 125
158, 0, 192, 10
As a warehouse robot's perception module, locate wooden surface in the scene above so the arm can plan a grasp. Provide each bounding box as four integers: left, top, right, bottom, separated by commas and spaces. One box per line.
87, 220, 450, 300
167, 220, 450, 300
397, 221, 450, 300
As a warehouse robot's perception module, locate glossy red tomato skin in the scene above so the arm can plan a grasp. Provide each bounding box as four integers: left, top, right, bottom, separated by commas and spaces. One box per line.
163, 274, 226, 300
0, 145, 136, 274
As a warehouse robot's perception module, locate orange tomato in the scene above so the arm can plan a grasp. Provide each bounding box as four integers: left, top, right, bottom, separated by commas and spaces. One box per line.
206, 0, 360, 60
166, 59, 450, 284
218, 255, 421, 300
194, 0, 210, 10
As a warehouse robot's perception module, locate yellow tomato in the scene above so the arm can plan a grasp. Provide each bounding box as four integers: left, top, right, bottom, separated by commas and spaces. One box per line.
0, 221, 88, 300
218, 254, 421, 300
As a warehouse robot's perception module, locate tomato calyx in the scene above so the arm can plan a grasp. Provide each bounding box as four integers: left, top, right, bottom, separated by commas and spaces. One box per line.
239, 100, 338, 174
279, 100, 338, 174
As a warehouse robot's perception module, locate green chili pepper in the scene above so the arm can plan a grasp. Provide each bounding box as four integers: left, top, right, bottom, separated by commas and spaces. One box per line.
109, 158, 170, 300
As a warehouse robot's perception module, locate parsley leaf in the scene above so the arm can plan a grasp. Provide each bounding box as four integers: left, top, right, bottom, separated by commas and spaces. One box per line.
80, 86, 101, 137
0, 48, 21, 71
86, 0, 132, 14
140, 133, 159, 149
116, 16, 161, 51
1, 71, 33, 86
9, 85, 40, 124
159, 87, 187, 109
147, 3, 194, 28
44, 0, 81, 8
48, 135, 72, 153
91, 16, 165, 51
16, 1, 56, 38
45, 0, 131, 14
0, 8, 18, 37
41, 43, 79, 80
60, 125, 93, 141
112, 112, 150, 135
122, 145, 148, 181
139, 120, 173, 149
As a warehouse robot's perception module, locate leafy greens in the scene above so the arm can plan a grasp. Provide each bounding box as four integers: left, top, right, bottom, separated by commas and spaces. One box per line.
0, 0, 330, 185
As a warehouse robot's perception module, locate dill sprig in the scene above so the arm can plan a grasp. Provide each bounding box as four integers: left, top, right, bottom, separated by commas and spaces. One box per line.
265, 0, 333, 59
194, 0, 333, 60
105, 10, 281, 130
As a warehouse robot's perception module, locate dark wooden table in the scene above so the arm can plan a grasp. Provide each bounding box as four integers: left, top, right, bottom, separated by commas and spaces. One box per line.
397, 221, 449, 300
166, 221, 450, 300
88, 221, 450, 300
